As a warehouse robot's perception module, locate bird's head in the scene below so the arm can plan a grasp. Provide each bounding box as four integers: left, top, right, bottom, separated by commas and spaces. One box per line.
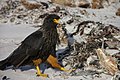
43, 14, 60, 28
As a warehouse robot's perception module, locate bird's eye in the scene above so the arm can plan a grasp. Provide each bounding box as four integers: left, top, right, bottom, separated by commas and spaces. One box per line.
53, 19, 60, 24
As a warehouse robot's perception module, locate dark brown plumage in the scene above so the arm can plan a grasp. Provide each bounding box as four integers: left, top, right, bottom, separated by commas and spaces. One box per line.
0, 14, 64, 77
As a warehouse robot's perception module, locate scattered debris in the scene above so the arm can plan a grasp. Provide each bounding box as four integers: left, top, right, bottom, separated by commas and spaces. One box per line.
0, 0, 20, 15
60, 21, 120, 76
57, 24, 68, 45
96, 48, 118, 75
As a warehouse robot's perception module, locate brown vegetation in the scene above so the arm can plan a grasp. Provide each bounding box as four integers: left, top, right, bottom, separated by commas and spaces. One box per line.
51, 0, 74, 7
21, 0, 42, 10
51, 0, 90, 8
91, 0, 103, 9
116, 8, 120, 16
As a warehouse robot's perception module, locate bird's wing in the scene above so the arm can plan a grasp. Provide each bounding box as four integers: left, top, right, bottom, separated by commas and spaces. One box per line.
21, 29, 43, 55
22, 30, 43, 47
5, 29, 43, 67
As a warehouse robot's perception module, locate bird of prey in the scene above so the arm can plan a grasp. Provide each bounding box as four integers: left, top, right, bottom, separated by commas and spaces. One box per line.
0, 14, 67, 77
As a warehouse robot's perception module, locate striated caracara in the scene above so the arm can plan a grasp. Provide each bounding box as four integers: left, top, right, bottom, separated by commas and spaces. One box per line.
0, 14, 67, 77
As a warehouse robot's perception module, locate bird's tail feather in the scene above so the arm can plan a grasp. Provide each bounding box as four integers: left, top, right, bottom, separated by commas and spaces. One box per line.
0, 59, 9, 70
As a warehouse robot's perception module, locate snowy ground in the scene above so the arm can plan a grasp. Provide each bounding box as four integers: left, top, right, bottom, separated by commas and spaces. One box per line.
0, 0, 120, 80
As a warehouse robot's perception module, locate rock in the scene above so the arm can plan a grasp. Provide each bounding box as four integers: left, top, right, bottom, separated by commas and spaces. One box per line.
40, 2, 49, 9
39, 13, 49, 18
2, 76, 7, 80
91, 0, 119, 9
116, 8, 120, 16
51, 0, 90, 8
66, 18, 74, 24
112, 73, 120, 80
78, 0, 90, 8
17, 15, 26, 19
51, 0, 75, 7
91, 0, 104, 9
80, 10, 89, 16
54, 6, 61, 13
87, 55, 99, 66
10, 17, 15, 22
105, 40, 120, 49
21, 0, 42, 10
2, 76, 10, 80
3, 20, 8, 23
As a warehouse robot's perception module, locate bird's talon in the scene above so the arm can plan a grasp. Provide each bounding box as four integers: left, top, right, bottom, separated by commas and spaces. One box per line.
36, 72, 48, 77
60, 67, 76, 73
69, 68, 76, 73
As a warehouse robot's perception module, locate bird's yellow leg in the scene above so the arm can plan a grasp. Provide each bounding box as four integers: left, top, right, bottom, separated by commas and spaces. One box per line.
47, 55, 71, 72
33, 59, 48, 77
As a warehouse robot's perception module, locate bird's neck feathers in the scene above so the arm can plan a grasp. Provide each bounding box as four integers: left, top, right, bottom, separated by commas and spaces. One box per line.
43, 21, 57, 31
42, 24, 60, 45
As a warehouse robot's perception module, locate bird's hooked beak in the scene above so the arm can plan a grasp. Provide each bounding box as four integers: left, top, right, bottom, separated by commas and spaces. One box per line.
53, 19, 63, 28
53, 19, 60, 24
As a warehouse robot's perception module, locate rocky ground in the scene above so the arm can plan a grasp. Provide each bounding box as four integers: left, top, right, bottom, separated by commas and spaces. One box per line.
0, 0, 120, 80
